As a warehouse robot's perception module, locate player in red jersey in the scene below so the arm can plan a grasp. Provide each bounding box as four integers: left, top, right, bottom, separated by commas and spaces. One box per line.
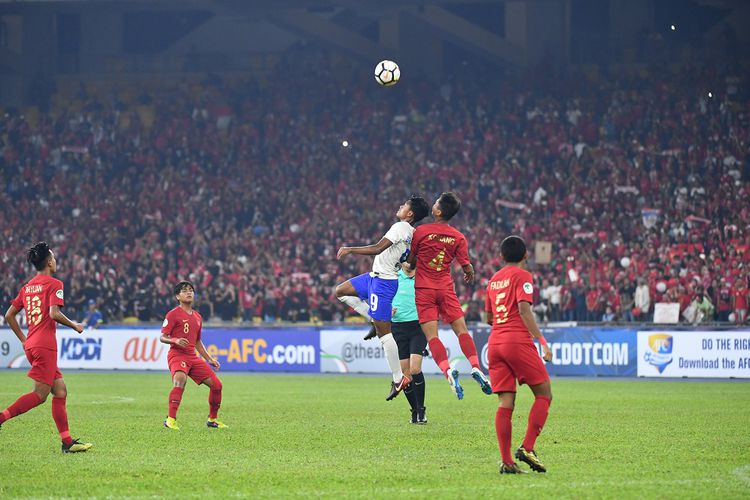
1, 242, 92, 453
160, 281, 226, 430
485, 236, 553, 474
406, 192, 492, 399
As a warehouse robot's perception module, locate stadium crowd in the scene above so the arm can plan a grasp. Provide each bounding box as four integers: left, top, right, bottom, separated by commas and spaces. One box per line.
0, 54, 748, 326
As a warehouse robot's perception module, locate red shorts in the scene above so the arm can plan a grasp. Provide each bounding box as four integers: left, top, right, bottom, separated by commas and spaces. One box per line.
25, 347, 63, 386
415, 287, 464, 324
168, 353, 215, 385
488, 342, 549, 393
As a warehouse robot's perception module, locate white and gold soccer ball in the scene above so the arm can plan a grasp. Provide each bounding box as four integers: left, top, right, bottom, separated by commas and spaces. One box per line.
374, 60, 400, 87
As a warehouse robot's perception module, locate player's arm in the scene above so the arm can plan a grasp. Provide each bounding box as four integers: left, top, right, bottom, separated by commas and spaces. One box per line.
484, 293, 493, 326
50, 305, 84, 333
160, 314, 188, 346
337, 237, 393, 259
519, 301, 553, 362
462, 263, 475, 284
4, 305, 27, 344
196, 339, 220, 370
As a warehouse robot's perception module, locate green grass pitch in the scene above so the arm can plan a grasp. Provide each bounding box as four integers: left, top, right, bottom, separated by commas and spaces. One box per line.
0, 371, 748, 499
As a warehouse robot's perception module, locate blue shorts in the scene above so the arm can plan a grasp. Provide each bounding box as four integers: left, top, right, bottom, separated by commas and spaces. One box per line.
350, 273, 399, 322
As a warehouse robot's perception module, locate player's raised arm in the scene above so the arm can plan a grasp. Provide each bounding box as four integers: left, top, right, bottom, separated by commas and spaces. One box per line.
337, 237, 393, 260
50, 305, 84, 334
4, 305, 27, 344
519, 301, 552, 362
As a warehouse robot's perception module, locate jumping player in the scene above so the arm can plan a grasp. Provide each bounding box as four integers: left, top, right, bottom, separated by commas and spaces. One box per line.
406, 192, 492, 399
391, 264, 428, 424
1, 242, 92, 453
160, 281, 226, 430
486, 236, 553, 474
335, 196, 430, 401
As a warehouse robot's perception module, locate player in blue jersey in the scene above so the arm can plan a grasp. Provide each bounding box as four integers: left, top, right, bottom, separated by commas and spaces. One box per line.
335, 196, 430, 401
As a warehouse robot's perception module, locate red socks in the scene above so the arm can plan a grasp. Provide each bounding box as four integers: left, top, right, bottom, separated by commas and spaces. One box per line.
457, 333, 480, 369
522, 396, 551, 451
52, 396, 73, 446
496, 406, 514, 465
168, 387, 184, 419
427, 338, 452, 376
0, 392, 44, 424
208, 377, 222, 419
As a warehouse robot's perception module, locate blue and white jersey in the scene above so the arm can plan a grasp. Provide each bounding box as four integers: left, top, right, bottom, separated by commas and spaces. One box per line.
372, 221, 413, 280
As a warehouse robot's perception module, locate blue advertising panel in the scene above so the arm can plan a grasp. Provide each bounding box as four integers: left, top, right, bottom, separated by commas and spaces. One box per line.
473, 327, 637, 377
201, 329, 320, 372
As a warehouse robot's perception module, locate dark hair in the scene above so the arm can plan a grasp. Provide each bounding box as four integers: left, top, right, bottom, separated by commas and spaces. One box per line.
437, 192, 461, 220
27, 242, 52, 270
408, 195, 430, 223
173, 281, 195, 296
501, 235, 527, 263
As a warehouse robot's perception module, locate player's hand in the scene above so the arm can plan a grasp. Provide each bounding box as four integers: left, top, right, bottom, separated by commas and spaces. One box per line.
174, 338, 189, 347
73, 322, 85, 334
463, 271, 475, 284
336, 247, 351, 260
392, 307, 397, 316
209, 359, 221, 371
542, 344, 553, 362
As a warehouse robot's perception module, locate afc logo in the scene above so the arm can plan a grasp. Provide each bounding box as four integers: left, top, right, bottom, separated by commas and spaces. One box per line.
60, 338, 102, 361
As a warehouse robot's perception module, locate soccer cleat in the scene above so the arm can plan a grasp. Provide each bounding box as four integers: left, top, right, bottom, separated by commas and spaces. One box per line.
447, 369, 464, 400
386, 376, 411, 401
62, 439, 92, 454
499, 462, 528, 474
417, 407, 427, 425
515, 446, 547, 473
163, 417, 180, 431
207, 418, 228, 429
363, 323, 377, 341
471, 367, 493, 395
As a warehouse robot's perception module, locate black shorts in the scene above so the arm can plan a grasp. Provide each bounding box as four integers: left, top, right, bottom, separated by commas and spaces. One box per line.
392, 320, 428, 360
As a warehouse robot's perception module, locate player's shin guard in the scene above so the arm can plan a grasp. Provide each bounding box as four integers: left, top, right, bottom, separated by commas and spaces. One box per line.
412, 372, 426, 410
51, 397, 73, 446
379, 334, 404, 382
522, 396, 551, 451
0, 392, 44, 424
496, 406, 514, 465
457, 333, 480, 369
209, 377, 222, 419
168, 387, 184, 419
338, 296, 372, 321
427, 338, 451, 376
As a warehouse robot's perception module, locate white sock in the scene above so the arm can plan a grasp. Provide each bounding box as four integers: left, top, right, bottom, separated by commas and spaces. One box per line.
379, 333, 404, 382
338, 295, 372, 321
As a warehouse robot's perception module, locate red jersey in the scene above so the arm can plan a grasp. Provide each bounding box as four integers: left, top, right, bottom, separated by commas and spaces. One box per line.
161, 307, 203, 355
485, 266, 535, 345
734, 287, 748, 310
410, 223, 470, 290
10, 274, 65, 351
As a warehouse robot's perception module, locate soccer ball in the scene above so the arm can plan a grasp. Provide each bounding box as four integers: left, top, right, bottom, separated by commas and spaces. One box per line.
374, 60, 400, 87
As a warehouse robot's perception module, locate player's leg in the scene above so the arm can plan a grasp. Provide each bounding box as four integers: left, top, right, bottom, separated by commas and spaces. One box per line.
194, 360, 227, 428
393, 323, 417, 416
510, 344, 551, 472
165, 368, 187, 430
0, 348, 54, 427
447, 315, 491, 394
409, 323, 428, 423
334, 276, 372, 321
370, 278, 408, 399
51, 377, 92, 453
497, 392, 525, 474
0, 380, 49, 427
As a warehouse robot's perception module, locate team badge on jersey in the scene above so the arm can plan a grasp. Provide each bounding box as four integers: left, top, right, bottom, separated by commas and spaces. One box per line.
162, 318, 169, 328
523, 282, 533, 294
56, 289, 64, 300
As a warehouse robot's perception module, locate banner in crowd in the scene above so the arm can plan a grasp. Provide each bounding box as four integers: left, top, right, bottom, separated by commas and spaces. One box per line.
472, 327, 637, 377
637, 330, 750, 378
320, 328, 470, 375
201, 329, 319, 372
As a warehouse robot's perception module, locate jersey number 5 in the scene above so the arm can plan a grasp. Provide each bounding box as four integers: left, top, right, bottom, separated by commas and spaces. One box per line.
494, 292, 509, 324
